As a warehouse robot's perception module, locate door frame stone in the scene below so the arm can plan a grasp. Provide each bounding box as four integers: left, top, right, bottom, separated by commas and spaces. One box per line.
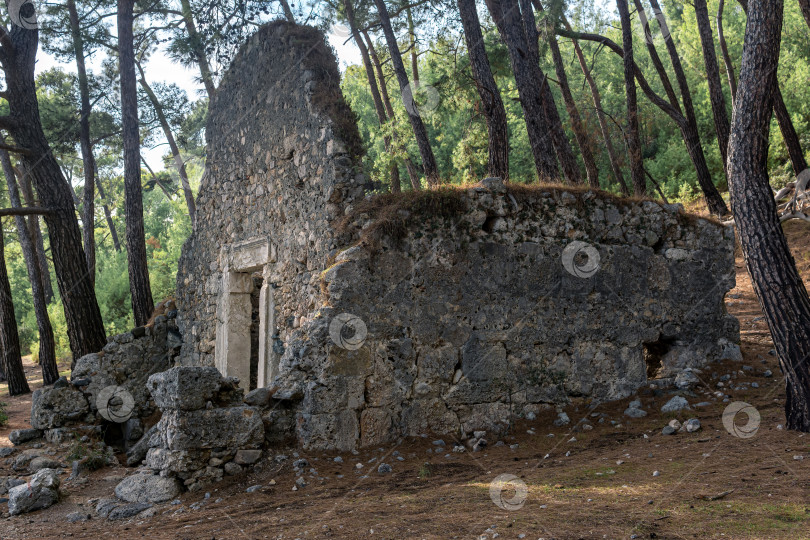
214, 237, 276, 389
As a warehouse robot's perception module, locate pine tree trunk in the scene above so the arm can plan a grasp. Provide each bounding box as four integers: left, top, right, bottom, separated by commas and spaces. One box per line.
648, 0, 729, 214
5, 23, 107, 361
562, 18, 629, 194
345, 1, 399, 192
0, 227, 30, 396
485, 0, 559, 182
617, 0, 646, 196
772, 85, 809, 175
717, 0, 738, 105
535, 1, 598, 187
728, 0, 810, 431
0, 151, 58, 384
555, 24, 729, 214
364, 31, 422, 190
137, 63, 197, 224
457, 0, 510, 181
15, 165, 54, 303
373, 0, 440, 186
694, 0, 732, 171
118, 0, 154, 326
68, 0, 97, 288
279, 0, 296, 23
407, 7, 419, 83
633, 0, 682, 112
736, 0, 808, 175
799, 0, 810, 29
519, 0, 581, 184
94, 169, 121, 251
179, 0, 217, 98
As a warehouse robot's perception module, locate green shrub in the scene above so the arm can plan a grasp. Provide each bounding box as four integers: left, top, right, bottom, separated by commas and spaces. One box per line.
66, 442, 108, 471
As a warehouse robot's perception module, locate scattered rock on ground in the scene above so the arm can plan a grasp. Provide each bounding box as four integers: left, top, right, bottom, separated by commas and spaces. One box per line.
108, 502, 152, 520
9, 429, 43, 446
675, 370, 700, 390
28, 456, 61, 473
554, 412, 570, 426
683, 418, 701, 433
114, 473, 181, 504
8, 468, 60, 515
234, 449, 261, 465
624, 406, 647, 418
66, 511, 90, 523
661, 396, 690, 413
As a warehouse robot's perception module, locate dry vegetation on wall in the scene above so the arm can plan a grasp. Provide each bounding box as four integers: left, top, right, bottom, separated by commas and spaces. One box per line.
338, 181, 722, 248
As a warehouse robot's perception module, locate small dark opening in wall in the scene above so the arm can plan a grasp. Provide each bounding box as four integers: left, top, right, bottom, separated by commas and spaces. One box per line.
643, 337, 676, 379
102, 421, 125, 451
249, 275, 263, 391
482, 214, 499, 233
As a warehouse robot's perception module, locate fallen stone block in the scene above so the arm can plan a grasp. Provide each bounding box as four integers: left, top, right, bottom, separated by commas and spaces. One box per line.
108, 502, 152, 520
661, 396, 690, 413
9, 429, 43, 446
145, 448, 209, 474
115, 473, 181, 504
8, 468, 60, 515
126, 424, 160, 467
146, 366, 226, 411
31, 386, 90, 430
28, 456, 61, 474
159, 407, 263, 450
234, 449, 262, 465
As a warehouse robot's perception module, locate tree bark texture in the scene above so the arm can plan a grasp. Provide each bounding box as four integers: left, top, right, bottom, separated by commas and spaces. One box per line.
4, 21, 107, 360
118, 0, 155, 326
373, 0, 440, 186
617, 0, 646, 196
728, 0, 810, 431
68, 0, 97, 288
0, 225, 31, 396
0, 150, 57, 384
457, 0, 510, 181
485, 0, 559, 181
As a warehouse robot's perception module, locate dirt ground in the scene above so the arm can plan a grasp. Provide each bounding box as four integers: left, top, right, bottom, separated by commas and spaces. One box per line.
1, 221, 810, 540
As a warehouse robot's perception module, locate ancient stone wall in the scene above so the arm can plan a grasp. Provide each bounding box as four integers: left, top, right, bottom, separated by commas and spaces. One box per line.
273, 181, 739, 450
176, 21, 366, 386
176, 22, 740, 452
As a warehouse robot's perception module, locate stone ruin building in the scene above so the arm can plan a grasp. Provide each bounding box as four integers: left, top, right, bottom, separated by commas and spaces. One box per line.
23, 21, 740, 497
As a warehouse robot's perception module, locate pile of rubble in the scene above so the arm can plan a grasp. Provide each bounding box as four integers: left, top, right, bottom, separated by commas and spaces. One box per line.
126, 366, 269, 494
29, 311, 181, 444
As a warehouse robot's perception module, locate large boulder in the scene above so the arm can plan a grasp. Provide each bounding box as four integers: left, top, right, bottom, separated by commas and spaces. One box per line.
114, 473, 181, 503
30, 386, 90, 430
73, 333, 172, 420
157, 406, 264, 450
8, 468, 60, 515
